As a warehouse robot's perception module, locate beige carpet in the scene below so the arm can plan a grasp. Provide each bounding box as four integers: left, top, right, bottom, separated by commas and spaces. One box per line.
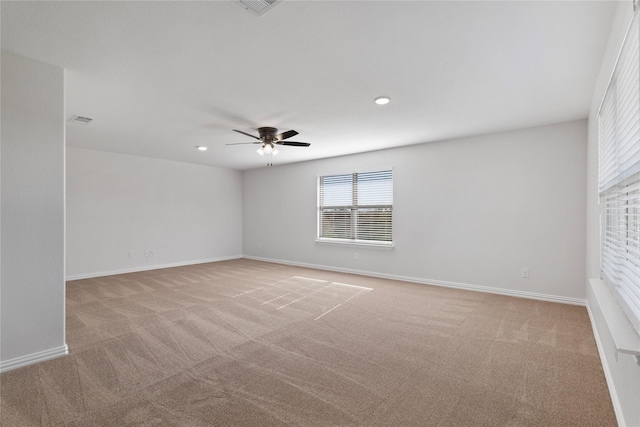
0, 259, 615, 426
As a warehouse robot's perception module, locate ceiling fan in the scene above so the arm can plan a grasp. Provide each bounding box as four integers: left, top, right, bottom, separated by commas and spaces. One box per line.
227, 127, 310, 165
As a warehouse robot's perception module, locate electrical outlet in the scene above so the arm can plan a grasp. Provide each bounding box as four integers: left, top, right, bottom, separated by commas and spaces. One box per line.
128, 251, 133, 258
354, 252, 359, 260
149, 251, 154, 257
521, 268, 529, 278
144, 250, 150, 257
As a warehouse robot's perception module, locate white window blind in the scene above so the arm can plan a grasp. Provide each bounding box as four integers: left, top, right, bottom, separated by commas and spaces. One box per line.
318, 170, 393, 244
598, 12, 640, 332
600, 16, 640, 192
601, 176, 640, 328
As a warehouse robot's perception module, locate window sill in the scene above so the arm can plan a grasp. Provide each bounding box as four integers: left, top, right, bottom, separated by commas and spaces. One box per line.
589, 278, 640, 365
315, 239, 394, 249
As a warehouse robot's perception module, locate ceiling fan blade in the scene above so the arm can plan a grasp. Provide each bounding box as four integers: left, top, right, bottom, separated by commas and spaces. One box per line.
276, 130, 298, 141
280, 141, 310, 147
233, 129, 261, 140
225, 142, 259, 145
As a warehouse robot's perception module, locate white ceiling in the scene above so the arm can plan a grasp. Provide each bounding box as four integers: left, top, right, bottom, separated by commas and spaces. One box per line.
2, 1, 616, 170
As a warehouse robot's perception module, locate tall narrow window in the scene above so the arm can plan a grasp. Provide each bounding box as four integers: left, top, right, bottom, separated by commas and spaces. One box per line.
598, 13, 640, 332
318, 170, 393, 245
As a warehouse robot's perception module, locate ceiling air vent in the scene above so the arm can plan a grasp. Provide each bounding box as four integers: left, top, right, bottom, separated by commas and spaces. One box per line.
68, 115, 93, 125
239, 0, 282, 16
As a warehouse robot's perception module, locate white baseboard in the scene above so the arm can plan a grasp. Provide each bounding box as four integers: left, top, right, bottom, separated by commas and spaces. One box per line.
65, 255, 243, 281
0, 344, 69, 373
586, 298, 626, 427
66, 254, 586, 306
243, 255, 586, 306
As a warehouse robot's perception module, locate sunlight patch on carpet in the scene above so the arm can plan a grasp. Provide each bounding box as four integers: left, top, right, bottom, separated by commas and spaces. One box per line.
259, 276, 373, 319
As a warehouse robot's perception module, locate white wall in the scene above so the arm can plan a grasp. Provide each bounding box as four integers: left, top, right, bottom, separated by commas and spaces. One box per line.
66, 147, 242, 278
586, 2, 640, 426
243, 120, 587, 303
1, 52, 67, 370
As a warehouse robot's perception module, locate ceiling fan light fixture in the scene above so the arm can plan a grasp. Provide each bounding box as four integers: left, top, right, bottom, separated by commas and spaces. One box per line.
374, 96, 391, 105
229, 127, 310, 164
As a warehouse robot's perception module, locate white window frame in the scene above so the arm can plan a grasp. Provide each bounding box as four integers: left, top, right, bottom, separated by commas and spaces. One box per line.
316, 169, 394, 248
598, 10, 640, 335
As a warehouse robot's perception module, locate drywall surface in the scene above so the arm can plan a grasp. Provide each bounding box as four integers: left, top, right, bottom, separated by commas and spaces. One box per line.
243, 120, 587, 302
586, 1, 640, 426
1, 52, 67, 366
66, 147, 242, 278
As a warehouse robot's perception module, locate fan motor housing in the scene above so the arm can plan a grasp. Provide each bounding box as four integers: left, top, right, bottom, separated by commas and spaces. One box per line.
258, 127, 280, 143
258, 127, 278, 138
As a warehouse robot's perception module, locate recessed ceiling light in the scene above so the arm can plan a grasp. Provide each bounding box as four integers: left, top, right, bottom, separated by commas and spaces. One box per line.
196, 146, 208, 151
374, 96, 391, 105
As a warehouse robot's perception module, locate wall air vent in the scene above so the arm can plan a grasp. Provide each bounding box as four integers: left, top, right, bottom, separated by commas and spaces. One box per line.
68, 115, 93, 125
239, 0, 282, 16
